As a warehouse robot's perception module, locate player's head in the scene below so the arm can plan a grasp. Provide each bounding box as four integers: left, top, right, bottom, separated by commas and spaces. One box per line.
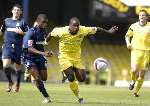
69, 17, 80, 35
139, 9, 149, 24
11, 4, 22, 19
36, 14, 48, 28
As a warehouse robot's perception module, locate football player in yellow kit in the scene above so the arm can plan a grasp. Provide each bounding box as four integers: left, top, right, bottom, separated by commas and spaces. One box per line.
46, 17, 118, 103
125, 10, 150, 97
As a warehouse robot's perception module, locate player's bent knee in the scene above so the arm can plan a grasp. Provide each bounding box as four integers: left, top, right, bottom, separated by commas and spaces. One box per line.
68, 74, 75, 82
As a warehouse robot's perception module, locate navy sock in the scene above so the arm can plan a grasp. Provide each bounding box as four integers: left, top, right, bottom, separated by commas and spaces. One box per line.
16, 70, 22, 86
35, 79, 49, 98
4, 67, 13, 83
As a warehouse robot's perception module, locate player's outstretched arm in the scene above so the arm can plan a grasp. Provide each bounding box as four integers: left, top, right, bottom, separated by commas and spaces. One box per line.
96, 26, 118, 33
45, 32, 52, 43
28, 47, 52, 57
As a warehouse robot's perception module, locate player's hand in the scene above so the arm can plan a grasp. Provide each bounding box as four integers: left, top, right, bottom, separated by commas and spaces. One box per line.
108, 26, 118, 33
14, 27, 24, 35
43, 51, 53, 57
44, 40, 48, 45
126, 43, 132, 50
33, 22, 38, 27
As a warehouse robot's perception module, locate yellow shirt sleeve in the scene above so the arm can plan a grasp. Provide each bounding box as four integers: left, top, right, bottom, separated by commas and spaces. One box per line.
51, 27, 62, 37
80, 26, 97, 36
125, 25, 133, 38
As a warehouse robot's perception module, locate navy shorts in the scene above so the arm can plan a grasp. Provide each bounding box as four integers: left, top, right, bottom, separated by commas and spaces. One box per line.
25, 57, 47, 71
2, 43, 22, 65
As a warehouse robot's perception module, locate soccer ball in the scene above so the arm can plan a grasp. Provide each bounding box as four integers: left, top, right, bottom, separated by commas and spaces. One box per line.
93, 57, 110, 72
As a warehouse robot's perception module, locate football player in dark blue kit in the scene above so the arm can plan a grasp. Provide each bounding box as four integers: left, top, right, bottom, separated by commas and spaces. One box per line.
0, 4, 29, 92
23, 14, 52, 103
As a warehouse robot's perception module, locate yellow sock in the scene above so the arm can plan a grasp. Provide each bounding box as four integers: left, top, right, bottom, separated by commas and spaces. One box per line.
69, 81, 81, 99
130, 71, 137, 83
135, 77, 144, 94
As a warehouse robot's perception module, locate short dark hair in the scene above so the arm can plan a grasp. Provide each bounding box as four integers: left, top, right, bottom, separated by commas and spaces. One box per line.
69, 17, 80, 24
12, 4, 22, 10
139, 9, 149, 16
36, 14, 48, 22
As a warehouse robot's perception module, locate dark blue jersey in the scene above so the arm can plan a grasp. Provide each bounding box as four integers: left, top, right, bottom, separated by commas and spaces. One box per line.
23, 27, 47, 61
0, 18, 29, 45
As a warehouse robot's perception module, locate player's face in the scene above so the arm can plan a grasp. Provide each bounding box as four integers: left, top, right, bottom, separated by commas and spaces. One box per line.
38, 19, 48, 28
12, 7, 22, 18
69, 20, 79, 35
139, 11, 148, 23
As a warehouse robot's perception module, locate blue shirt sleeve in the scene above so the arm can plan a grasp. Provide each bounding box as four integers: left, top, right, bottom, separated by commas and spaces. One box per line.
23, 29, 34, 48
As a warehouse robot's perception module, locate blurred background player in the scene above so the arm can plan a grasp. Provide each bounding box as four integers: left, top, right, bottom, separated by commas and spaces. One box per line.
0, 4, 29, 92
23, 14, 52, 103
23, 21, 38, 82
125, 10, 150, 97
46, 17, 118, 104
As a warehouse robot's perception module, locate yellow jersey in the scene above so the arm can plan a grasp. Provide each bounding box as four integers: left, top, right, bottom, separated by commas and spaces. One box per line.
125, 22, 150, 50
51, 26, 97, 60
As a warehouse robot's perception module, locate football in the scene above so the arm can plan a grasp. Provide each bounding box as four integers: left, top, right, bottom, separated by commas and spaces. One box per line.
93, 57, 110, 72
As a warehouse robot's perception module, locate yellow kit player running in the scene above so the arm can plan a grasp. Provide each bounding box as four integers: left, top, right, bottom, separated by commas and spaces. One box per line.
46, 17, 118, 103
125, 10, 150, 97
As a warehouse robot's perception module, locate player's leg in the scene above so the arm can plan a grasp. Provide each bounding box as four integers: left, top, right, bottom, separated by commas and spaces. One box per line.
129, 68, 139, 90
74, 68, 86, 103
14, 63, 22, 92
38, 62, 47, 81
2, 58, 14, 92
2, 45, 15, 92
134, 70, 145, 97
29, 65, 50, 103
64, 67, 84, 103
129, 50, 140, 90
74, 68, 86, 82
24, 68, 31, 82
13, 48, 23, 92
61, 71, 67, 83
134, 50, 149, 97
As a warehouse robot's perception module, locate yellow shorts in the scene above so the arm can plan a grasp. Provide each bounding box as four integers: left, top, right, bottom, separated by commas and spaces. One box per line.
131, 50, 150, 70
59, 57, 85, 71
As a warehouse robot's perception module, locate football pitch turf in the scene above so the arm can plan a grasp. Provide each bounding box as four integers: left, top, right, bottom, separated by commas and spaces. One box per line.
0, 82, 150, 106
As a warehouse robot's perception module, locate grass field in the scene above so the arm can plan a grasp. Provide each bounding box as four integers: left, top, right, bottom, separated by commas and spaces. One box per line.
0, 82, 150, 106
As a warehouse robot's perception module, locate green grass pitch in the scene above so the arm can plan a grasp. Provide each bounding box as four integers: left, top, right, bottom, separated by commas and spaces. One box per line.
0, 82, 150, 106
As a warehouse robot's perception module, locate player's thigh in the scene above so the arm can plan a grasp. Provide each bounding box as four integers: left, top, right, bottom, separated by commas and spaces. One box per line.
29, 66, 40, 80
38, 62, 48, 81
142, 50, 150, 71
63, 66, 75, 82
39, 70, 47, 81
131, 50, 144, 71
25, 60, 40, 80
74, 68, 86, 82
13, 49, 22, 65
2, 59, 12, 68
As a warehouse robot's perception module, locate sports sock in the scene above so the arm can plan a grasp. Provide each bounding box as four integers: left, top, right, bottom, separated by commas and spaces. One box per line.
35, 79, 49, 98
69, 80, 81, 99
4, 67, 13, 83
135, 77, 144, 94
16, 70, 21, 87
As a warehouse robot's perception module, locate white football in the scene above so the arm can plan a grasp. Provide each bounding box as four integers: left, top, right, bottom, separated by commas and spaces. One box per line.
93, 57, 110, 72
